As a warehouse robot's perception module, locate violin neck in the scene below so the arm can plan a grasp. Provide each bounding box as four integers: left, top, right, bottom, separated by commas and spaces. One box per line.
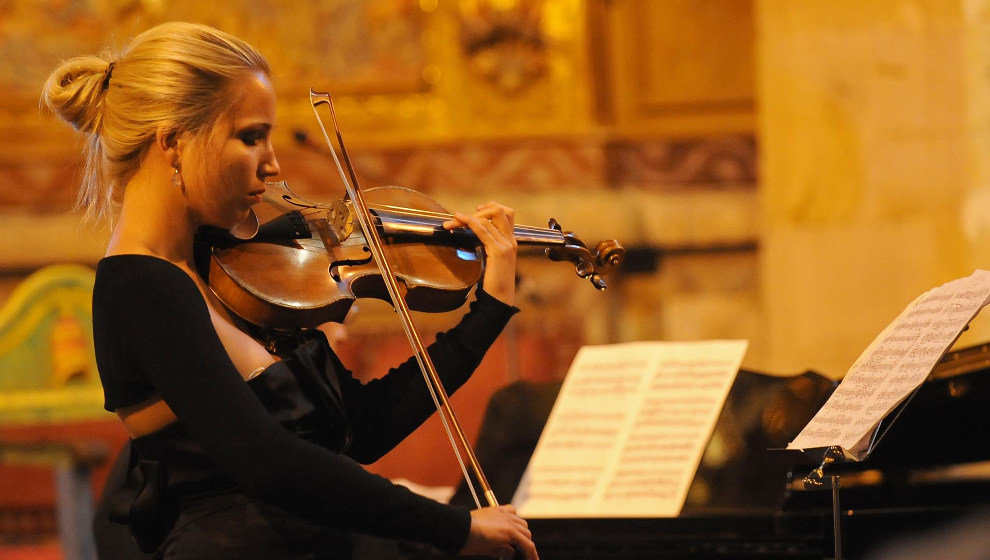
372, 207, 567, 248
514, 225, 568, 247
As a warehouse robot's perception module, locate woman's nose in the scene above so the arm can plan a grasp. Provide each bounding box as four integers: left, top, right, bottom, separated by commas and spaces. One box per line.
260, 150, 280, 179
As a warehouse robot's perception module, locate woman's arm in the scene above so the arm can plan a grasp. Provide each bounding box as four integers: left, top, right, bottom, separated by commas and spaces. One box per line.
339, 288, 518, 463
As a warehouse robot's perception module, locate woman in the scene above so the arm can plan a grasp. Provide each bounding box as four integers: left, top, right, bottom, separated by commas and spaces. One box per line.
43, 21, 537, 560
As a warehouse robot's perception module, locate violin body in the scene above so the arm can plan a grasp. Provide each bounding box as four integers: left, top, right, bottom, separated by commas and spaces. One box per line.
208, 182, 485, 330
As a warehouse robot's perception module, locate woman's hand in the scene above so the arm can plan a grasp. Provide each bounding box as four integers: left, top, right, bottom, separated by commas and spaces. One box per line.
460, 504, 539, 560
443, 202, 518, 306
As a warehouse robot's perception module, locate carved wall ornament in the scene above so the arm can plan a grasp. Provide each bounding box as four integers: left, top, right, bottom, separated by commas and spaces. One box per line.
605, 136, 758, 188
458, 0, 550, 95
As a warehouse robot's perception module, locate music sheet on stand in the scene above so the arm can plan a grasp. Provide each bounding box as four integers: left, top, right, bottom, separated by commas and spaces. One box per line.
788, 269, 990, 459
513, 340, 747, 518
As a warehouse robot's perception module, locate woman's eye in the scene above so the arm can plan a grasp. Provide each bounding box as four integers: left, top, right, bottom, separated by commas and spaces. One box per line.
239, 131, 263, 145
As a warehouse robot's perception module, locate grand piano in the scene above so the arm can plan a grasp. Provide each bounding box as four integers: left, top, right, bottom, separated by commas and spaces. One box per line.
445, 343, 990, 560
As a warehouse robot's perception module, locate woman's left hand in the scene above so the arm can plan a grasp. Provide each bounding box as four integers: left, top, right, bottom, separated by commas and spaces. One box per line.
443, 202, 517, 306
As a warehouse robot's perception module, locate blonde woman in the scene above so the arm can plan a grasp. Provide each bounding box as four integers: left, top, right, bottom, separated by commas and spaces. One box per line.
43, 22, 536, 560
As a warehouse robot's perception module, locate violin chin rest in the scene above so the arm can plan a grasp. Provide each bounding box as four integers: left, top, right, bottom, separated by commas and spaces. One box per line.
230, 208, 261, 240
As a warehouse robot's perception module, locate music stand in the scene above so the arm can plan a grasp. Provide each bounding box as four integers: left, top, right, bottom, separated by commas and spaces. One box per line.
796, 378, 931, 560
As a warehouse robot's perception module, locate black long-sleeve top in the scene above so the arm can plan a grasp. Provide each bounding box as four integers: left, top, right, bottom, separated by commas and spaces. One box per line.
93, 254, 517, 553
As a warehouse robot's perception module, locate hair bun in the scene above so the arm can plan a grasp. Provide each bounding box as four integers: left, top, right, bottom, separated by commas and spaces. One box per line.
42, 56, 112, 134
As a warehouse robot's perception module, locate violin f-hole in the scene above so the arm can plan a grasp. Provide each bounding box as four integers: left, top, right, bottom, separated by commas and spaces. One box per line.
329, 246, 373, 282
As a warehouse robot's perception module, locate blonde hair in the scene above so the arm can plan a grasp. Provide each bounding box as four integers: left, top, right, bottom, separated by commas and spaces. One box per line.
41, 22, 271, 222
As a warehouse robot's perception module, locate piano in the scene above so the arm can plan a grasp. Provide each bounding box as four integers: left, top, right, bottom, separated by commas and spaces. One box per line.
452, 344, 990, 560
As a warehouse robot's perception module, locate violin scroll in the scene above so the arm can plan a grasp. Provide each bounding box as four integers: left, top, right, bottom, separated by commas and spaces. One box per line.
544, 218, 625, 290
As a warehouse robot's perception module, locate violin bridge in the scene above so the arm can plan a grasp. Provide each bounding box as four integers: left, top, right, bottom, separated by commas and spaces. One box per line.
310, 198, 355, 250
327, 198, 355, 241
311, 217, 342, 250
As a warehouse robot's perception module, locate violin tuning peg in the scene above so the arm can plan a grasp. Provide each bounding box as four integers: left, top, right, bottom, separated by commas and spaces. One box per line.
575, 261, 594, 278
590, 274, 607, 291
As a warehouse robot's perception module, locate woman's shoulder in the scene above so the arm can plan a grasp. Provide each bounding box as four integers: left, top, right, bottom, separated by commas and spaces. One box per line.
98, 254, 187, 278
95, 254, 199, 302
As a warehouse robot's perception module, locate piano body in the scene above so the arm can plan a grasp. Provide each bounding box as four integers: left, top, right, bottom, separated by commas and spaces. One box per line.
476, 344, 990, 559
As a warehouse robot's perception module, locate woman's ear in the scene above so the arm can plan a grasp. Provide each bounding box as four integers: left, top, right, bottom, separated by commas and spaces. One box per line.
155, 125, 182, 168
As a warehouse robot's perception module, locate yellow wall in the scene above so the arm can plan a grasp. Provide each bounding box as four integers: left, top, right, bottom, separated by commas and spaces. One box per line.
758, 0, 990, 375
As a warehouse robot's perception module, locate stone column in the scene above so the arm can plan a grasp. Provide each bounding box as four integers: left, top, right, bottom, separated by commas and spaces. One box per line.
757, 0, 990, 375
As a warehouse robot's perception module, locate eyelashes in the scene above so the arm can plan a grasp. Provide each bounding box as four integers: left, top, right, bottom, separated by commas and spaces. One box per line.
239, 131, 264, 145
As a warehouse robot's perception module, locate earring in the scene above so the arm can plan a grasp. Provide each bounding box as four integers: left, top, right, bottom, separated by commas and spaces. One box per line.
171, 166, 182, 188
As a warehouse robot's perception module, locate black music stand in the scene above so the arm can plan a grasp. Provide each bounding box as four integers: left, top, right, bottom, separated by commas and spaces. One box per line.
794, 379, 930, 560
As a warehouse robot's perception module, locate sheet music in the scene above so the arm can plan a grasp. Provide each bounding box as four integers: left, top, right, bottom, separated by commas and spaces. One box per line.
513, 340, 747, 518
788, 269, 990, 459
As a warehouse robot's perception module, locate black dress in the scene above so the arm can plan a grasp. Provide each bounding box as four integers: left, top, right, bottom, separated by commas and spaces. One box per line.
93, 255, 517, 559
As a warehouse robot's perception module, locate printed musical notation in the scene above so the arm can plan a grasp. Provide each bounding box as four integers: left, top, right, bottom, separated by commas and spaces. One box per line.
513, 340, 748, 518
788, 270, 990, 459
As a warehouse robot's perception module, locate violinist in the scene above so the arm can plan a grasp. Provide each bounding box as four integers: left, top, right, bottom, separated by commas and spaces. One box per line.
42, 21, 538, 560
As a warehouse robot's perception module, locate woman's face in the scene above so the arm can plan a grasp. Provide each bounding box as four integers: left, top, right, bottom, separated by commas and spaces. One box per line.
184, 71, 280, 229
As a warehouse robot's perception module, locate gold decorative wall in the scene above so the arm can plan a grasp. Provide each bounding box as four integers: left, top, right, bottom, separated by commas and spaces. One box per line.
1, 0, 761, 348
0, 1, 762, 487
1, 0, 593, 187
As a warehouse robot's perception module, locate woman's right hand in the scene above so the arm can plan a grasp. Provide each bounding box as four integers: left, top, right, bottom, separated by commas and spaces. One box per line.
460, 505, 539, 560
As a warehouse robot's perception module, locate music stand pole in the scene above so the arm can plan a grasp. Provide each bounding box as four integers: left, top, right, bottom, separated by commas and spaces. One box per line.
801, 446, 846, 560
831, 474, 842, 560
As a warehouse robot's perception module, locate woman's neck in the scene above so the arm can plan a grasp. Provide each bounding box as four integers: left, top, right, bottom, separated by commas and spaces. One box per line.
106, 159, 196, 266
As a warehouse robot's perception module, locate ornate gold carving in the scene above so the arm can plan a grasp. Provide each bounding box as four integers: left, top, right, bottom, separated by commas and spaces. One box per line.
458, 0, 549, 95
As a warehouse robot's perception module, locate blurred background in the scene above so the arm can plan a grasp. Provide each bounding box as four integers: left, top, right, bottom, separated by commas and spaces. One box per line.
4, 0, 990, 557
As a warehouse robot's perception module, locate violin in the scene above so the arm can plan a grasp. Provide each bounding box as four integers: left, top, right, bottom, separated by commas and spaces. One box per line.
203, 89, 624, 509
205, 180, 625, 330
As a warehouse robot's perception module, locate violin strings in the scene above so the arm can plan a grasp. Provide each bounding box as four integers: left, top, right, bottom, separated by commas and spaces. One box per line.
370, 206, 566, 242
